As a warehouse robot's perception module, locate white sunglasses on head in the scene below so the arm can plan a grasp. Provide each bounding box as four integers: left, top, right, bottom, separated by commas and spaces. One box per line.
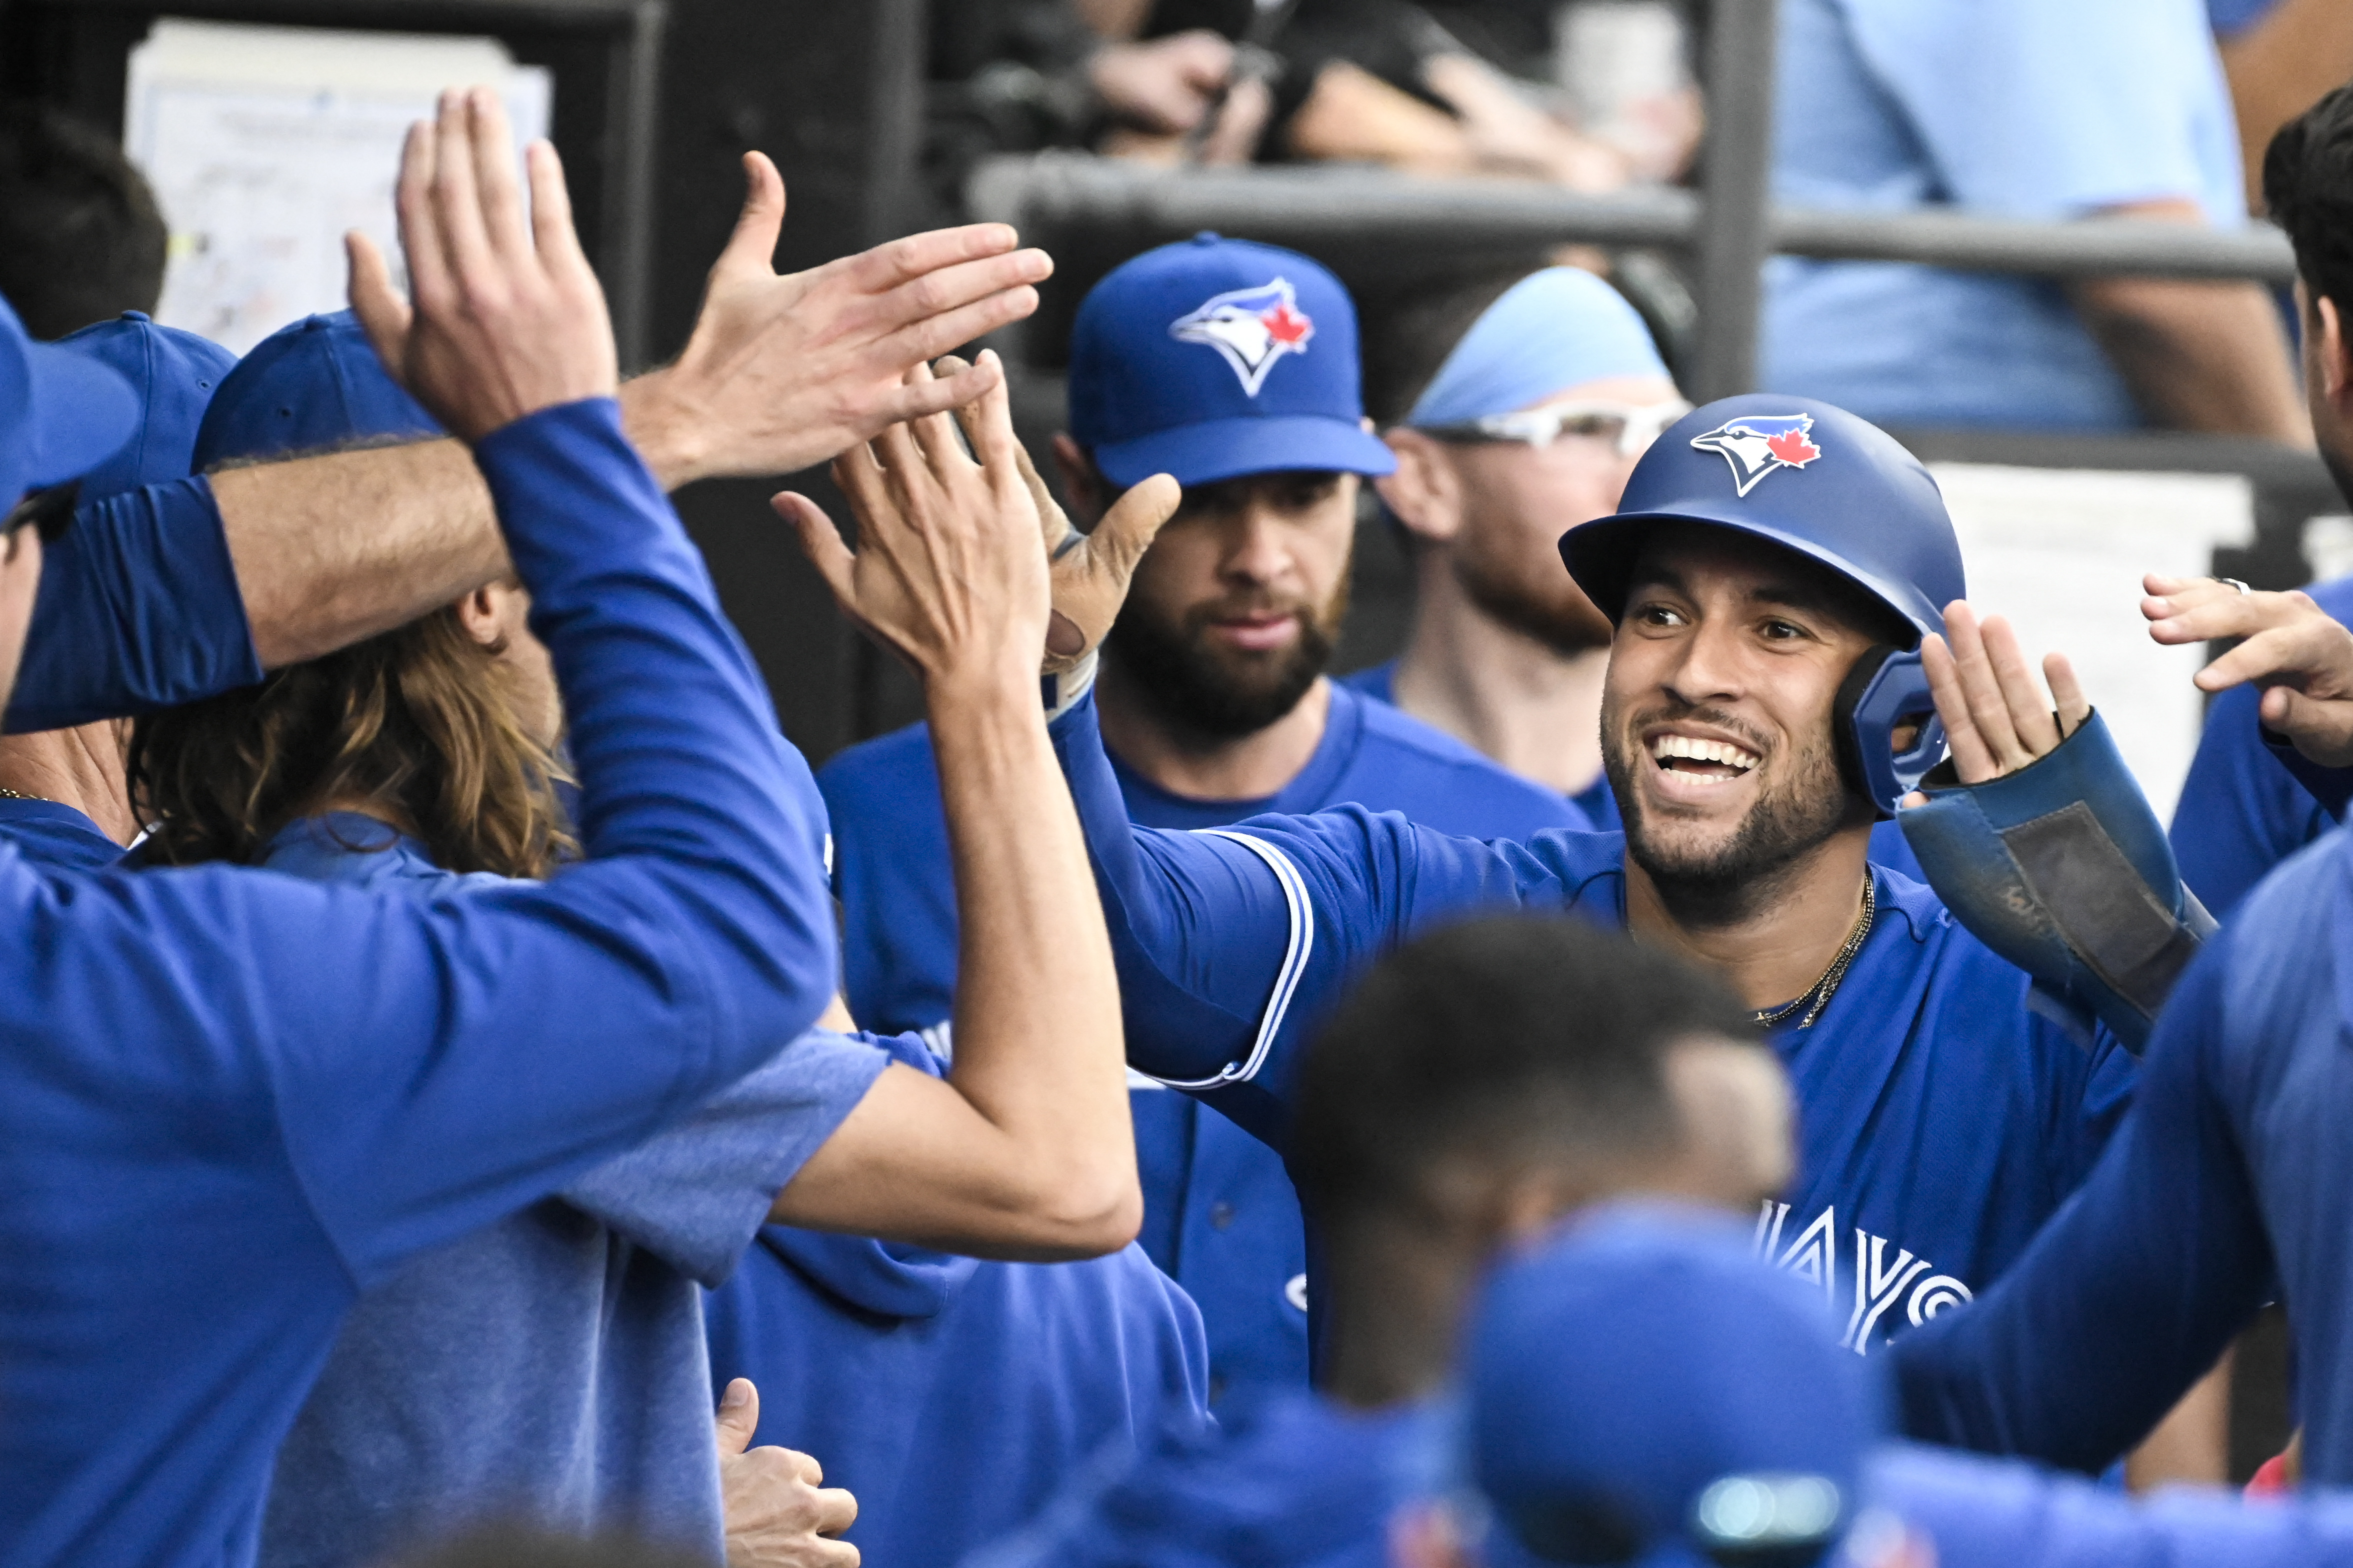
1418, 397, 1693, 458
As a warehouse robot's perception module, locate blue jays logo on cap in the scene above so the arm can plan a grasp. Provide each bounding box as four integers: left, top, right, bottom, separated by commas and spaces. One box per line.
1690, 413, 1822, 498
1168, 277, 1314, 397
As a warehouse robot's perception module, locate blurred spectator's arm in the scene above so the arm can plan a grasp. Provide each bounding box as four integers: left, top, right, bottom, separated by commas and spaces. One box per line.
2222, 0, 2353, 214
2072, 198, 2309, 441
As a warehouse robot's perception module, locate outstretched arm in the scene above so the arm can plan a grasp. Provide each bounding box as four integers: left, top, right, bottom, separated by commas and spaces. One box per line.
6, 154, 1052, 732
762, 360, 1148, 1260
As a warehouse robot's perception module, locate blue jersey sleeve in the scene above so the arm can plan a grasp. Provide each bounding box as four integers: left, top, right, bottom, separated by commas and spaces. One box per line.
1049, 692, 1577, 1147
10, 399, 840, 1286
2172, 683, 2336, 920
6, 477, 262, 734
1890, 927, 2272, 1473
559, 1029, 892, 1287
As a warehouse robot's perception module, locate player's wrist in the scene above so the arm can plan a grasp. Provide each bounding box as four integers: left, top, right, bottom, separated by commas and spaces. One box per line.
616, 369, 711, 491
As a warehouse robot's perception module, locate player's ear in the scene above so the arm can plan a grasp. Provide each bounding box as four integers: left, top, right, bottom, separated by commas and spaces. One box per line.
1050, 433, 1107, 529
2318, 293, 2353, 409
1376, 429, 1464, 546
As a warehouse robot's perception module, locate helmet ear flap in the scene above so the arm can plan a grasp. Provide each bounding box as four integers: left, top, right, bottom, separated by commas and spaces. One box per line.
1834, 647, 1946, 818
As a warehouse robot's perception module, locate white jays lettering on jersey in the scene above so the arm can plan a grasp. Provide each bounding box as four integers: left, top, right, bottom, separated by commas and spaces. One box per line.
1756, 1202, 1974, 1356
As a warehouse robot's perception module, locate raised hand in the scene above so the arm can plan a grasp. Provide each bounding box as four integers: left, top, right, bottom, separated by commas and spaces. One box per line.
2145, 572, 2353, 767
626, 153, 1052, 487
1920, 601, 2090, 785
715, 1379, 860, 1568
774, 354, 1050, 692
347, 88, 616, 442
932, 354, 1180, 673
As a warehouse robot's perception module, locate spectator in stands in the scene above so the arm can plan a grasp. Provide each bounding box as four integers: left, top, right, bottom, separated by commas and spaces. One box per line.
2214, 0, 2353, 213
799, 235, 1583, 1432
0, 312, 233, 864
1764, 0, 2307, 440
962, 915, 1792, 1568
0, 99, 168, 340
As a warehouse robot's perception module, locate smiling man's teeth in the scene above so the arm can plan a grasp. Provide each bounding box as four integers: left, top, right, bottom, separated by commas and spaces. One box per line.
1650, 734, 1760, 772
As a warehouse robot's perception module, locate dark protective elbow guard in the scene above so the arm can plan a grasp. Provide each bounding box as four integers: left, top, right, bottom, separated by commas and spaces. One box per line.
1898, 710, 2214, 1054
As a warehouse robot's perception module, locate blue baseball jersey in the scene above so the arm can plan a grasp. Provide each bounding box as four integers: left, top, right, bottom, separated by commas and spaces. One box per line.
1764, 0, 2244, 431
2170, 575, 2353, 920
704, 1031, 1210, 1568
1341, 658, 1929, 880
0, 400, 840, 1568
958, 1387, 1442, 1568
818, 679, 1586, 1396
1890, 823, 2353, 1482
1048, 692, 2134, 1361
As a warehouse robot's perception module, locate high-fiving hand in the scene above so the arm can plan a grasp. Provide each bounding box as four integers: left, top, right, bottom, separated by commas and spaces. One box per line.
630, 153, 1054, 486
2144, 572, 2353, 767
931, 353, 1178, 674
776, 355, 1052, 692
348, 88, 615, 442
1918, 601, 2090, 787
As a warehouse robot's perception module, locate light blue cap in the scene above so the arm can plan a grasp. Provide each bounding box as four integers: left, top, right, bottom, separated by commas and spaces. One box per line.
1404, 268, 1670, 430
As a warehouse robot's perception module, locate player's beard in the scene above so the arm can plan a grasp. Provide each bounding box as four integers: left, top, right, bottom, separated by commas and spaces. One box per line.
1600, 693, 1856, 929
1104, 578, 1348, 741
1450, 531, 1614, 654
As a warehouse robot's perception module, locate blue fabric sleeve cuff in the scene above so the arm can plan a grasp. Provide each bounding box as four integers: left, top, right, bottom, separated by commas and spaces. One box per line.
8, 475, 262, 733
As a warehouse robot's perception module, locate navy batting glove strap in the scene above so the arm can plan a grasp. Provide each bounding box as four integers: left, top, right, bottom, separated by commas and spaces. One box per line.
1898, 710, 2213, 1054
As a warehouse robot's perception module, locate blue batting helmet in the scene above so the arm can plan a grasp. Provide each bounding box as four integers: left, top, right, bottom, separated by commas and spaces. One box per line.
1560, 395, 1965, 815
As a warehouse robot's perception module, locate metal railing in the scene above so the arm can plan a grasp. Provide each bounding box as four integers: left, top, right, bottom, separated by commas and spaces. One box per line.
965, 0, 2296, 402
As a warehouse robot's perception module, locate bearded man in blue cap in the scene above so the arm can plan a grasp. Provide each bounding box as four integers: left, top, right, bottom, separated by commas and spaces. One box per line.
778, 232, 1586, 1461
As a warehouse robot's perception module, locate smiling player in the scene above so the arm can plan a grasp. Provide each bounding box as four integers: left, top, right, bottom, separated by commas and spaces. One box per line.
842, 390, 2140, 1363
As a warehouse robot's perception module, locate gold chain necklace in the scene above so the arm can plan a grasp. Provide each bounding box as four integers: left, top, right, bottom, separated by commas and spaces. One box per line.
0, 786, 49, 804
1752, 877, 1877, 1032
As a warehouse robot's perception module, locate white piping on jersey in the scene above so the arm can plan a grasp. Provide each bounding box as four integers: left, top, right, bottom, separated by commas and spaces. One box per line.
924, 1021, 1164, 1090
1140, 829, 1314, 1091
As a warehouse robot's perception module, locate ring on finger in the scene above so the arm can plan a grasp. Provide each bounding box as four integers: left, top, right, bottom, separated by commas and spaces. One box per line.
2220, 577, 2252, 596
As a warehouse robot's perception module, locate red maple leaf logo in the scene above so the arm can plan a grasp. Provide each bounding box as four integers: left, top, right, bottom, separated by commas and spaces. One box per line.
1262, 301, 1314, 348
1766, 427, 1820, 467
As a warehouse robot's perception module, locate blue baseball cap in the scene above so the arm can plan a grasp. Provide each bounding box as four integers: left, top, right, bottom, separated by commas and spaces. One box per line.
52, 312, 238, 500
0, 291, 140, 506
1462, 1203, 1884, 1568
1068, 233, 1395, 489
194, 311, 441, 470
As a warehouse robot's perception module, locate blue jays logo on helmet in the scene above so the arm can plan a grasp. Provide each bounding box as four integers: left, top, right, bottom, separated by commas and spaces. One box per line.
1688, 413, 1823, 498
1168, 277, 1315, 397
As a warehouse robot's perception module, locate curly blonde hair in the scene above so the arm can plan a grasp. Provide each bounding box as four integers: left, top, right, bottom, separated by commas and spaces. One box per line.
128, 602, 572, 877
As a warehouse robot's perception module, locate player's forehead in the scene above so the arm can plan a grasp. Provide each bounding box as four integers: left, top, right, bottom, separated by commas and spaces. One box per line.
1175, 468, 1347, 514
1622, 522, 1863, 627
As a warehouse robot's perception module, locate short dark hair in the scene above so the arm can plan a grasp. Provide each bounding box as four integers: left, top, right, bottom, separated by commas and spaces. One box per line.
1360, 265, 1534, 428
2264, 81, 2353, 317
1287, 914, 1754, 1230
0, 98, 168, 339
